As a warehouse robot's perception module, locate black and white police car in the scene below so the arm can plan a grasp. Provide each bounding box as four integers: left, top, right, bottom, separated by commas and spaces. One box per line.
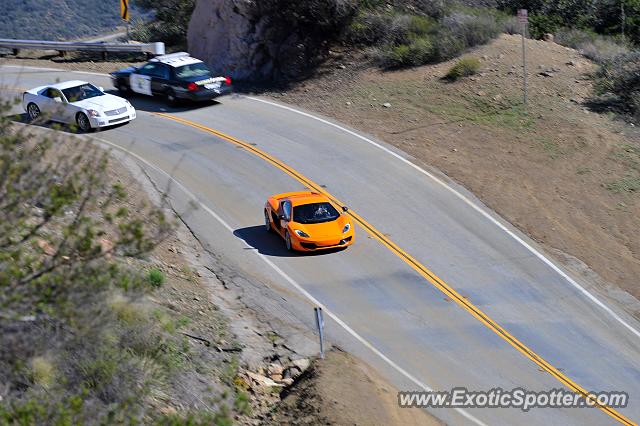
110, 52, 232, 104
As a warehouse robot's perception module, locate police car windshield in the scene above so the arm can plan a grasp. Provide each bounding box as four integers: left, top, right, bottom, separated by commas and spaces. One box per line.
62, 84, 103, 102
175, 63, 211, 79
293, 202, 340, 224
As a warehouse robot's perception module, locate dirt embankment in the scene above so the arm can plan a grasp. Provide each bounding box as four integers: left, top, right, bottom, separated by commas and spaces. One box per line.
268, 349, 441, 426
267, 34, 640, 313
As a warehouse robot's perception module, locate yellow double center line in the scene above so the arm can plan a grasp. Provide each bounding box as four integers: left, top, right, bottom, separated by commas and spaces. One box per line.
155, 112, 635, 425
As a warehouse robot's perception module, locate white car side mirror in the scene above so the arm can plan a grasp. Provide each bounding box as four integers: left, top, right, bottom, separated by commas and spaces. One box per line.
53, 97, 63, 103
98, 86, 104, 92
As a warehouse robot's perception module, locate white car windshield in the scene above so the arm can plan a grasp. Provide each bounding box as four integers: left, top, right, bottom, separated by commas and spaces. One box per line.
62, 84, 103, 103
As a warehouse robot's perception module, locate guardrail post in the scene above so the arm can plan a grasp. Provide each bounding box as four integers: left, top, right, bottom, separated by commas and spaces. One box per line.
152, 42, 165, 56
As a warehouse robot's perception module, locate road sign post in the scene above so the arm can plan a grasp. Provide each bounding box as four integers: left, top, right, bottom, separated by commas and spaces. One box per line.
314, 307, 325, 359
517, 9, 528, 109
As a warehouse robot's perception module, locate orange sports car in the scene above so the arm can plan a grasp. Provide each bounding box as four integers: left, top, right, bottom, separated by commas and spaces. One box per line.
264, 191, 355, 252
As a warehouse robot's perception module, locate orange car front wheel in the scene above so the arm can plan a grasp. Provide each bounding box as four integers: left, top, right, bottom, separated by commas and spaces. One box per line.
284, 231, 293, 251
264, 209, 273, 233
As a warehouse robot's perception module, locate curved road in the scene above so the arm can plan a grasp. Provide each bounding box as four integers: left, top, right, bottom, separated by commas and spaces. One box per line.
2, 64, 640, 425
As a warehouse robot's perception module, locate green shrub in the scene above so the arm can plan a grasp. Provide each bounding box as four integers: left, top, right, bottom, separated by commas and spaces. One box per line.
606, 175, 640, 193
350, 6, 501, 69
234, 391, 251, 416
432, 30, 467, 61
381, 36, 437, 68
555, 27, 629, 64
528, 13, 563, 39
445, 57, 481, 81
132, 0, 196, 48
414, 0, 448, 19
409, 15, 436, 36
503, 16, 521, 35
346, 11, 394, 45
594, 52, 640, 116
442, 12, 502, 48
147, 268, 166, 287
388, 44, 414, 67
410, 37, 437, 63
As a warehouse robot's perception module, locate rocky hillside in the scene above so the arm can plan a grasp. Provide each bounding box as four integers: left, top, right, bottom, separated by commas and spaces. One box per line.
188, 0, 357, 81
0, 0, 143, 40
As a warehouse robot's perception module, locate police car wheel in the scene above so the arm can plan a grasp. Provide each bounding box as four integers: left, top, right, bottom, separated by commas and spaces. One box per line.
116, 80, 129, 94
165, 89, 178, 106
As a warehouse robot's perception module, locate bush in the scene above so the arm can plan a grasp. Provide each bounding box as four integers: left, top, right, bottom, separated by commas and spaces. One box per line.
345, 11, 394, 45
594, 52, 640, 116
147, 268, 166, 287
580, 39, 630, 64
386, 44, 414, 67
445, 57, 481, 80
373, 9, 501, 68
387, 14, 414, 44
132, 0, 196, 48
503, 16, 521, 35
442, 12, 501, 48
555, 27, 629, 64
528, 13, 563, 40
409, 15, 437, 36
429, 30, 466, 61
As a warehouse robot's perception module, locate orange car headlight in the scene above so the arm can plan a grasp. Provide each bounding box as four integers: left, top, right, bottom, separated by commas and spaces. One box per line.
294, 229, 310, 238
342, 223, 351, 233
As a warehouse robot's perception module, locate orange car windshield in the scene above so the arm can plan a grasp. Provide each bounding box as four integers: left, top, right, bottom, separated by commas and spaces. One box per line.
293, 202, 340, 224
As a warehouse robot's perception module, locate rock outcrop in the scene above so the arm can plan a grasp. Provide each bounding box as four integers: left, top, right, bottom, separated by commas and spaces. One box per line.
187, 0, 356, 81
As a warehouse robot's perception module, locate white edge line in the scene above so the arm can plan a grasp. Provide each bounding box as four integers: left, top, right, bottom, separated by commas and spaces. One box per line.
0, 64, 110, 77
93, 136, 487, 426
246, 96, 640, 340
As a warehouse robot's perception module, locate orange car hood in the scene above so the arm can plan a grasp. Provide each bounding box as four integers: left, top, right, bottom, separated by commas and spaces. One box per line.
294, 215, 349, 238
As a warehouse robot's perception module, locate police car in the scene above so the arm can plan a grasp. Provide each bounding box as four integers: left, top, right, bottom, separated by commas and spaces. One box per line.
110, 52, 232, 104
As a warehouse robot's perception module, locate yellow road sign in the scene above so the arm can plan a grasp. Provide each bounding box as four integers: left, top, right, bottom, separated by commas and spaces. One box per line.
120, 0, 129, 21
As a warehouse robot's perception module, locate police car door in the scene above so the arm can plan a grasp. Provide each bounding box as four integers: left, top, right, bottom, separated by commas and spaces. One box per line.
150, 63, 171, 96
129, 63, 156, 96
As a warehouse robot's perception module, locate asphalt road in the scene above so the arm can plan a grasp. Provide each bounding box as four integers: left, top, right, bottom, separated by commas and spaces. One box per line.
2, 64, 640, 425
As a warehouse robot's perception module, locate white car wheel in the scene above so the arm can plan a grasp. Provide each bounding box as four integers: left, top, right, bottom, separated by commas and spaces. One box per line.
76, 113, 92, 132
27, 103, 40, 121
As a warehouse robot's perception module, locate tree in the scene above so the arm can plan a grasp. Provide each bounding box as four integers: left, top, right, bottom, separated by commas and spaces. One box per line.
0, 98, 174, 423
131, 0, 196, 48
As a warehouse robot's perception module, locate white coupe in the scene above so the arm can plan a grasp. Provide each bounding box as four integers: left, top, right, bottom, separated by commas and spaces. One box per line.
22, 80, 136, 132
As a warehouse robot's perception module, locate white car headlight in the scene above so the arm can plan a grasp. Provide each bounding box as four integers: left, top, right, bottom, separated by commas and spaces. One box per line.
342, 223, 351, 233
87, 109, 100, 117
294, 229, 310, 238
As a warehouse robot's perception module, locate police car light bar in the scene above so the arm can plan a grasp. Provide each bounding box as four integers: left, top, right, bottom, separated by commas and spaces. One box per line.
151, 52, 191, 62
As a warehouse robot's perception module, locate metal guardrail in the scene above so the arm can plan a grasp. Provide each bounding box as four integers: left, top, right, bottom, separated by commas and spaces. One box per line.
0, 39, 165, 58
